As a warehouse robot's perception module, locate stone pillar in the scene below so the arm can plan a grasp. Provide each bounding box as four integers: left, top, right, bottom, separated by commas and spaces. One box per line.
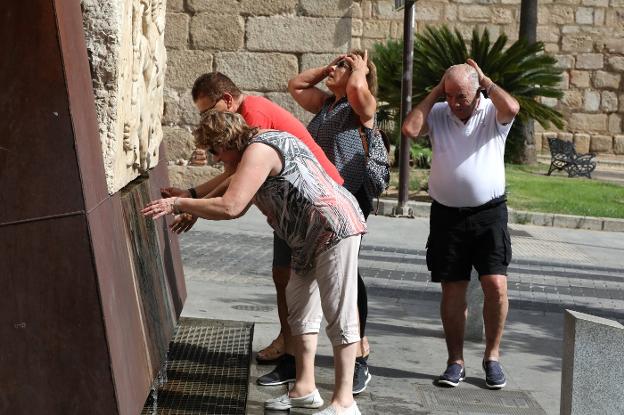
465, 272, 484, 341
560, 310, 624, 415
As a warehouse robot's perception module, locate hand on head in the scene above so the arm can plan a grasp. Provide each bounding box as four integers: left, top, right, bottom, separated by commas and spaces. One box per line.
434, 71, 447, 97
344, 50, 370, 75
466, 59, 485, 82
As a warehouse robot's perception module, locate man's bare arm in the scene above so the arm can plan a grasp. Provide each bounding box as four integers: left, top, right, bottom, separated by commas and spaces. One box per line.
467, 59, 519, 124
402, 76, 445, 139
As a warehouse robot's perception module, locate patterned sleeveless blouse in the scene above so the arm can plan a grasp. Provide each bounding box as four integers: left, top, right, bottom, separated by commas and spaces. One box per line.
307, 96, 366, 194
251, 131, 367, 274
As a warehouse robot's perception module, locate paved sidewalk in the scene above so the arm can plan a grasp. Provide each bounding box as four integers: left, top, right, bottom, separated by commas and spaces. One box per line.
179, 207, 624, 414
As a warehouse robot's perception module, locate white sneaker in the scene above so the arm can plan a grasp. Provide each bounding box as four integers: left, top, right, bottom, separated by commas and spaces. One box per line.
313, 402, 362, 415
264, 389, 324, 410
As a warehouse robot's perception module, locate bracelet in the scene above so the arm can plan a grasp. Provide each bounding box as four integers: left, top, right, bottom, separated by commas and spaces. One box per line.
172, 197, 181, 215
485, 82, 497, 95
188, 187, 198, 198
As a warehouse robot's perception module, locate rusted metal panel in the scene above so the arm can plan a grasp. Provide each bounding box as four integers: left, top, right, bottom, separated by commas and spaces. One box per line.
0, 216, 117, 414
0, 1, 84, 225
54, 0, 108, 212
89, 194, 152, 415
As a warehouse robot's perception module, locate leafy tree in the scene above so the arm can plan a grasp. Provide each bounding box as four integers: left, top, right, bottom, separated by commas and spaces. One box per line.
373, 25, 564, 163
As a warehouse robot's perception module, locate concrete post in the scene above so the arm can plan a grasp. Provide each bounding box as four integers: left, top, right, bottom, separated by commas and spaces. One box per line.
465, 271, 484, 342
560, 310, 624, 415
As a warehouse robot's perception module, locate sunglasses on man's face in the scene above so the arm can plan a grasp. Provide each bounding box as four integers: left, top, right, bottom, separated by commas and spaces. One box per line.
336, 60, 352, 71
199, 96, 222, 115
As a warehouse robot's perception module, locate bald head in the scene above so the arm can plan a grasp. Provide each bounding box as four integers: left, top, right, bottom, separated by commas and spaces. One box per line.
445, 64, 480, 94
443, 64, 481, 121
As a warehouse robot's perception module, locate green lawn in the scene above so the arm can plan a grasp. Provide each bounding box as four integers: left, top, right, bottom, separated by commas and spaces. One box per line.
505, 164, 624, 219
390, 164, 624, 219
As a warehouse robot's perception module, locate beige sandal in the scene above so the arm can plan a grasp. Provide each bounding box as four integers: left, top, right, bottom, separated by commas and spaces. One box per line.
256, 333, 285, 363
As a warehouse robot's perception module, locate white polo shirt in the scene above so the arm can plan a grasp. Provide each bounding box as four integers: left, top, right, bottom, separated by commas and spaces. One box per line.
427, 97, 513, 208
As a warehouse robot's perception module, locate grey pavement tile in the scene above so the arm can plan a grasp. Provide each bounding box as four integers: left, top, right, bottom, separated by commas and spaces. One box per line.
177, 210, 624, 415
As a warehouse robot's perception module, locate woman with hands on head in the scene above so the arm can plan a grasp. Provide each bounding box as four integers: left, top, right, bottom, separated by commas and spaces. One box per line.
288, 49, 381, 395
142, 110, 367, 415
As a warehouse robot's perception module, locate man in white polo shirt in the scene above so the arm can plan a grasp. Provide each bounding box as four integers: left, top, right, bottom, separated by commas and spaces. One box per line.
402, 60, 520, 390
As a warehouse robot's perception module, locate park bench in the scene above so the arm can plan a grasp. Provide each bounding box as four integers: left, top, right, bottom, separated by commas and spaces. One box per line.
546, 137, 597, 179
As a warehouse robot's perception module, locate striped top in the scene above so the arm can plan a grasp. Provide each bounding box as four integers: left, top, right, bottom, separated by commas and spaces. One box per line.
251, 131, 367, 273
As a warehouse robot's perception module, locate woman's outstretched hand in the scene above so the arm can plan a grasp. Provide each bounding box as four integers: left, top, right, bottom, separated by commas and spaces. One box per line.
141, 197, 177, 220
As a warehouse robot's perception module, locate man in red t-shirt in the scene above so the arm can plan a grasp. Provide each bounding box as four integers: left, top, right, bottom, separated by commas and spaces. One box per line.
162, 72, 344, 386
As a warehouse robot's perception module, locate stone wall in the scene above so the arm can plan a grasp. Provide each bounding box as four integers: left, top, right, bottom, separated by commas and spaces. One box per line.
163, 0, 624, 182
163, 0, 361, 187
82, 0, 167, 194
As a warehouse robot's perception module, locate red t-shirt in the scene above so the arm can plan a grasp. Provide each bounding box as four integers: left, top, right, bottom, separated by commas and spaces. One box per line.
238, 95, 344, 185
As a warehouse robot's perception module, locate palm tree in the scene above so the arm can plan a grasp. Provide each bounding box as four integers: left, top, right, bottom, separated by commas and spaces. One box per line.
373, 25, 564, 163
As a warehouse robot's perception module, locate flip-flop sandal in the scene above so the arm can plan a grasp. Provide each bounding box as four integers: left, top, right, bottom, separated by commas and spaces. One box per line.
256, 333, 285, 364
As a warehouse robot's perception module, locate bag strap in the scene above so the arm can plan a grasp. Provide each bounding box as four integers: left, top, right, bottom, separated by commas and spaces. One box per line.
359, 125, 385, 216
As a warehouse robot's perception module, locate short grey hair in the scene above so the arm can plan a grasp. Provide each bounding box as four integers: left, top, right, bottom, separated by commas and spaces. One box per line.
446, 64, 479, 93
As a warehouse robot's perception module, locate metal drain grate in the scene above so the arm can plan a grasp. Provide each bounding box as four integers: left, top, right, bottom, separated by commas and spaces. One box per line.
415, 385, 547, 414
141, 318, 253, 415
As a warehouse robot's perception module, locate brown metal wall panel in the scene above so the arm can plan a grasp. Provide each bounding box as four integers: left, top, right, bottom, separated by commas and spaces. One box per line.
0, 1, 85, 225
0, 216, 117, 415
89, 194, 152, 415
54, 0, 108, 212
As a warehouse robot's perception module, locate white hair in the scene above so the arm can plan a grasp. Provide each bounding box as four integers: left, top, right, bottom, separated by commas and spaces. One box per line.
446, 64, 479, 93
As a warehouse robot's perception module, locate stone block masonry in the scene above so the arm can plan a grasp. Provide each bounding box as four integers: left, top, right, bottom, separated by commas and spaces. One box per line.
161, 0, 624, 185
246, 17, 352, 53
214, 53, 298, 91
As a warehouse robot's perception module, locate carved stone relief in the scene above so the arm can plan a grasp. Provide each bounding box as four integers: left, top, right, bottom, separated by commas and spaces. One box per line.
82, 0, 167, 194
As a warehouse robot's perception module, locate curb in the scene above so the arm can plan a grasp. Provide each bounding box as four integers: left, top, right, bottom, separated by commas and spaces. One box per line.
375, 198, 624, 233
